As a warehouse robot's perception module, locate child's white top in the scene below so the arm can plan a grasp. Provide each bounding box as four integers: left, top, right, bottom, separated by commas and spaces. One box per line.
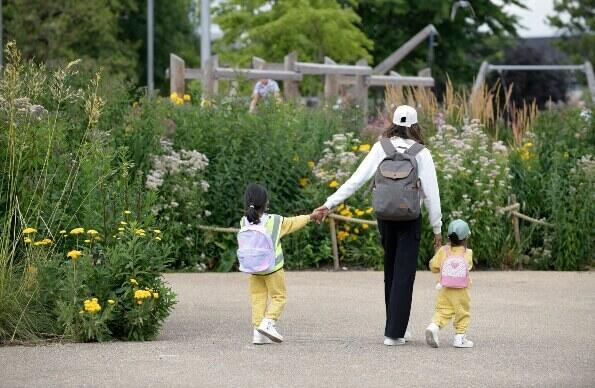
323, 137, 442, 234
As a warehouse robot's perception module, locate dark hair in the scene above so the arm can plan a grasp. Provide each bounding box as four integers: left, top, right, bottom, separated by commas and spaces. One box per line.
448, 233, 465, 247
244, 183, 268, 224
382, 123, 425, 145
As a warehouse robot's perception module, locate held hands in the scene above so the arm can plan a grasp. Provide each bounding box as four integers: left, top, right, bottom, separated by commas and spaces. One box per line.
433, 233, 442, 252
310, 205, 330, 224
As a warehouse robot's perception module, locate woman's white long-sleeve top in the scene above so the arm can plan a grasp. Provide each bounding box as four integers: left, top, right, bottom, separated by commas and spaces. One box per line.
323, 137, 442, 234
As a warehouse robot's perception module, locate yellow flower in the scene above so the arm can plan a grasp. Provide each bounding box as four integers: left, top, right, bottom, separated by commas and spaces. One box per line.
67, 250, 82, 260
23, 227, 37, 235
137, 300, 143, 305
339, 209, 353, 217
365, 207, 373, 214
329, 180, 338, 188
134, 228, 145, 236
24, 237, 33, 244
70, 227, 85, 235
299, 177, 309, 188
152, 229, 161, 234
154, 236, 162, 241
120, 221, 127, 225
308, 161, 315, 169
33, 238, 52, 246
362, 223, 369, 230
354, 228, 360, 234
152, 292, 159, 299
134, 289, 152, 300
358, 144, 371, 152
118, 227, 125, 232
84, 239, 91, 243
94, 236, 102, 241
183, 94, 191, 102
86, 229, 99, 236
107, 299, 116, 305
59, 230, 67, 234
337, 204, 345, 211
83, 298, 101, 313
351, 146, 358, 151
130, 278, 138, 286
200, 98, 213, 108
337, 231, 349, 241
123, 210, 132, 215
525, 142, 533, 148
355, 209, 365, 217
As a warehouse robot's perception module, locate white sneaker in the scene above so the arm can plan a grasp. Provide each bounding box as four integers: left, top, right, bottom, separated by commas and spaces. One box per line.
257, 318, 283, 343
252, 329, 272, 345
384, 337, 406, 346
453, 333, 474, 348
425, 323, 440, 348
404, 330, 412, 342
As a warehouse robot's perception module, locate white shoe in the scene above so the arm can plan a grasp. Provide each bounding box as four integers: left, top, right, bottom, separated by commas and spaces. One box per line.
252, 329, 272, 345
425, 323, 440, 348
384, 337, 406, 346
257, 318, 283, 343
404, 330, 412, 342
453, 333, 474, 348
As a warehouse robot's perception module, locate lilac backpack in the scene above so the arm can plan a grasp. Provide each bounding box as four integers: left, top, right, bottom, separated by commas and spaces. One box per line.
440, 246, 469, 288
237, 222, 276, 274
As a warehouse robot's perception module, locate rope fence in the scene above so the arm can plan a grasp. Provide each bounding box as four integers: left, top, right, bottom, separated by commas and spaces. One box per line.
198, 196, 552, 271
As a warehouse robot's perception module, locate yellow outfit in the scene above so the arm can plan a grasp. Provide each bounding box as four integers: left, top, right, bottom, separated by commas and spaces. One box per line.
248, 214, 310, 327
429, 245, 473, 334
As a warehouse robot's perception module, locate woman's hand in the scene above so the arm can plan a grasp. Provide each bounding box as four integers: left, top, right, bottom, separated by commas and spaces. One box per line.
311, 205, 330, 224
433, 233, 442, 252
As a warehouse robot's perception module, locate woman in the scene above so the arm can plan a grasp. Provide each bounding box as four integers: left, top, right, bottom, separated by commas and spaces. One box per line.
313, 105, 442, 346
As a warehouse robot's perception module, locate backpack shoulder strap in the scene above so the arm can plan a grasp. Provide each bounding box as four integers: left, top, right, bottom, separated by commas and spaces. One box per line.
405, 142, 425, 157
379, 138, 397, 157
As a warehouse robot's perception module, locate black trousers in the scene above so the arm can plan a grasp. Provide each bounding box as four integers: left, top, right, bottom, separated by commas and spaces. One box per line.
377, 217, 422, 339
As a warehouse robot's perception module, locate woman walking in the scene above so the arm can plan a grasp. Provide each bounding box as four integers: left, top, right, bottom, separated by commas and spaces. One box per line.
313, 105, 442, 345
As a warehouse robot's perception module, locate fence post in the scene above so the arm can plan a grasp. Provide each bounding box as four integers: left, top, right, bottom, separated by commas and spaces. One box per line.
283, 51, 299, 101
329, 217, 340, 271
584, 61, 595, 104
324, 56, 339, 104
203, 55, 218, 98
510, 194, 521, 246
355, 58, 369, 125
170, 53, 186, 96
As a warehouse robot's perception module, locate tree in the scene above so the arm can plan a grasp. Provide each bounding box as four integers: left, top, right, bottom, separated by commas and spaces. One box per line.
213, 0, 373, 66
548, 0, 595, 65
339, 0, 524, 85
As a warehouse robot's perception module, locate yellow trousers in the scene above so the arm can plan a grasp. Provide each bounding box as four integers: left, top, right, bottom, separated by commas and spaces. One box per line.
432, 287, 470, 334
249, 269, 287, 327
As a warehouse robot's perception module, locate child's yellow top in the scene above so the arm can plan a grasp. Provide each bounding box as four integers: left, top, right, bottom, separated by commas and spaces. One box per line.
429, 245, 473, 273
279, 215, 310, 238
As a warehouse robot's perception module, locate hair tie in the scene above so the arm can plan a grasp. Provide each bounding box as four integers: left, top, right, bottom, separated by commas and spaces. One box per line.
249, 205, 255, 208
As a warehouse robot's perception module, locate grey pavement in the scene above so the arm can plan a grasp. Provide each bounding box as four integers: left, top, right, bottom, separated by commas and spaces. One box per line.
1, 271, 594, 388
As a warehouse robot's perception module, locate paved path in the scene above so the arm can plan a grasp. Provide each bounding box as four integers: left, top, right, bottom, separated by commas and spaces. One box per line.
1, 271, 594, 387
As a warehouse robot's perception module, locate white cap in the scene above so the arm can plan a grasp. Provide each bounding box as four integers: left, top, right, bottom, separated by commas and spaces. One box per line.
392, 105, 418, 127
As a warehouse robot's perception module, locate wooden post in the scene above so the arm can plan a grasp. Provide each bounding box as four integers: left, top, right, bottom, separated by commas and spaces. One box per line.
170, 53, 185, 96
355, 58, 369, 125
511, 195, 521, 246
324, 57, 339, 104
283, 52, 299, 100
252, 56, 266, 70
203, 55, 218, 98
584, 61, 595, 104
329, 217, 340, 271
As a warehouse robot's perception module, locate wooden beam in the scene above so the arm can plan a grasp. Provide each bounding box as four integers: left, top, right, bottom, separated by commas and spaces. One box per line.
284, 51, 300, 100
169, 53, 185, 96
324, 57, 339, 103
297, 62, 372, 75
584, 61, 595, 103
355, 58, 369, 124
374, 24, 438, 75
368, 75, 434, 87
214, 67, 303, 81
203, 55, 218, 98
252, 56, 265, 70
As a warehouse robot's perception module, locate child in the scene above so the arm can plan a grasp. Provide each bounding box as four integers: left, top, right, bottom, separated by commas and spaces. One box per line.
425, 219, 474, 348
239, 183, 315, 345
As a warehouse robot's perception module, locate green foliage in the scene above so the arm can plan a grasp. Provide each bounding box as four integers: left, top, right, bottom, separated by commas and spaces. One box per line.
340, 0, 523, 85
548, 0, 595, 65
214, 0, 373, 66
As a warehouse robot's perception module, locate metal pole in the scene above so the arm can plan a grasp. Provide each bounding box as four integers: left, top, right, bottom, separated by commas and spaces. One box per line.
200, 0, 211, 69
147, 0, 154, 94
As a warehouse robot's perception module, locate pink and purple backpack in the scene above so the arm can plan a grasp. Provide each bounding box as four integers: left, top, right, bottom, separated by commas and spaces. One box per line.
236, 223, 276, 274
439, 246, 469, 288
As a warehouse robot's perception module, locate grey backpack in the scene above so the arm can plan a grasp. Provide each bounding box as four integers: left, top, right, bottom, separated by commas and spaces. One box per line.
372, 139, 425, 221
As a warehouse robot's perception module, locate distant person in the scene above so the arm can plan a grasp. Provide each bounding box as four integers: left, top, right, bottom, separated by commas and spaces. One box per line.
237, 184, 317, 344
425, 219, 474, 348
249, 79, 281, 113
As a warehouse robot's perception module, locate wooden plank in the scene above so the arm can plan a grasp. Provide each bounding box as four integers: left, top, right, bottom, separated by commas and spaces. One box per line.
297, 62, 372, 75
284, 52, 300, 100
169, 53, 186, 96
324, 57, 339, 103
328, 214, 377, 226
374, 24, 438, 74
355, 58, 369, 124
252, 56, 265, 70
369, 75, 434, 87
329, 218, 340, 271
511, 211, 553, 227
203, 55, 218, 98
185, 68, 202, 80
584, 61, 595, 103
198, 225, 239, 233
214, 67, 303, 81
488, 64, 585, 72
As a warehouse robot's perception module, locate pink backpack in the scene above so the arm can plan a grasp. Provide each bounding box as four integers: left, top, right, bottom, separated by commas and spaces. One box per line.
439, 246, 469, 288
236, 223, 276, 274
